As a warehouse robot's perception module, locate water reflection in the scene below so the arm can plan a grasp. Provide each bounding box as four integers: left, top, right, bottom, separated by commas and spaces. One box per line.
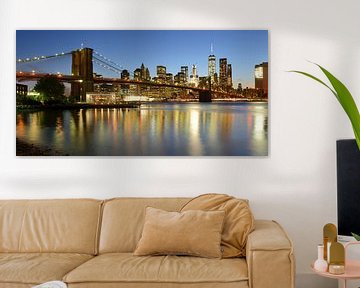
16, 103, 268, 156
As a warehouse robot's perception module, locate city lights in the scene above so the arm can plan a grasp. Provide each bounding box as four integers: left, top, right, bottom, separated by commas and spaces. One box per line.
15, 30, 268, 156
15, 31, 268, 103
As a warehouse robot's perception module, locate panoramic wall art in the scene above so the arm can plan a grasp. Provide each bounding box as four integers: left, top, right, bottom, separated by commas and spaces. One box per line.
16, 30, 268, 156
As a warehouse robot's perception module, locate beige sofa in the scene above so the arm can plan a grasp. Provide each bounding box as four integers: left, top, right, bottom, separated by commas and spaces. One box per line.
0, 198, 295, 288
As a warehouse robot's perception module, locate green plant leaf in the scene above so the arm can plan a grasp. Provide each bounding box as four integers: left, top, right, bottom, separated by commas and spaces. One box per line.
289, 64, 360, 150
288, 70, 337, 99
351, 232, 360, 241
316, 64, 360, 144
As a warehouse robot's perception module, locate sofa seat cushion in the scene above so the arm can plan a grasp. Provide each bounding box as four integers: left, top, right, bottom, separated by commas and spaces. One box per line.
64, 253, 248, 285
0, 253, 93, 285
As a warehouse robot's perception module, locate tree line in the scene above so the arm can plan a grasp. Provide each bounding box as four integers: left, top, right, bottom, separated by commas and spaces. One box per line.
17, 76, 73, 106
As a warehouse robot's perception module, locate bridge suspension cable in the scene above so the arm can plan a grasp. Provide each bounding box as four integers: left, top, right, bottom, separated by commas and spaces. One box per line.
92, 56, 123, 75
93, 50, 123, 69
93, 58, 122, 75
16, 47, 130, 78
16, 51, 72, 64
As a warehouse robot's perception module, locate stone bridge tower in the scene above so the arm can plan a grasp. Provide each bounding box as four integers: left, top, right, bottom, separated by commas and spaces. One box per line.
71, 48, 94, 102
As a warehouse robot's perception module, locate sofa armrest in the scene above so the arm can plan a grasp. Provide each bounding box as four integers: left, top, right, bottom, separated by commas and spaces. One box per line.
246, 220, 295, 288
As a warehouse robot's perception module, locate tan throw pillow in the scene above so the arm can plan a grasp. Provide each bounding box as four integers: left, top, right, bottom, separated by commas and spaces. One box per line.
134, 207, 225, 258
181, 193, 254, 258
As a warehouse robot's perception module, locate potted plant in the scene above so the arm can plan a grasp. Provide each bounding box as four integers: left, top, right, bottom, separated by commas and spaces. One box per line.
290, 63, 360, 240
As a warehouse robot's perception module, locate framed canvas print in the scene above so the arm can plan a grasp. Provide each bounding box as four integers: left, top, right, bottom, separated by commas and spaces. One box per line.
16, 30, 268, 156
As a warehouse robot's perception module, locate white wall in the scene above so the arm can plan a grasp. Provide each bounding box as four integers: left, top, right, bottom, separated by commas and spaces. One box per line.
1, 1, 359, 287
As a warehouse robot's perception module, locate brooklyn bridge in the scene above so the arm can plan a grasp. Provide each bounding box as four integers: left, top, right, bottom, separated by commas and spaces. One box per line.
16, 47, 240, 103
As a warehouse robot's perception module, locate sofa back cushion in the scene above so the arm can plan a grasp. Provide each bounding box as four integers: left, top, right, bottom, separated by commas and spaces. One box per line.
181, 194, 254, 258
0, 199, 102, 254
99, 198, 189, 253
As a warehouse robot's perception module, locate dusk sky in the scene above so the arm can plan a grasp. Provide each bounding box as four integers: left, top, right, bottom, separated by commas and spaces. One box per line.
16, 30, 268, 88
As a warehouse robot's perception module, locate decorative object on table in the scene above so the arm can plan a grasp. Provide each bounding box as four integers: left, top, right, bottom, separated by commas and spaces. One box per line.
323, 223, 337, 262
314, 244, 328, 272
329, 242, 345, 275
319, 223, 345, 275
290, 63, 360, 150
312, 236, 360, 288
328, 264, 345, 275
32, 281, 67, 288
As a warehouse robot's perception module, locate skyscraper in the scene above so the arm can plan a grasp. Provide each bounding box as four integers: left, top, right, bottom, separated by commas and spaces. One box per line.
181, 66, 188, 83
174, 72, 186, 85
140, 63, 146, 79
138, 63, 151, 81
134, 64, 150, 81
227, 64, 232, 89
255, 62, 268, 92
166, 73, 174, 84
134, 68, 141, 80
120, 69, 130, 90
219, 58, 227, 88
145, 68, 150, 81
208, 55, 216, 84
189, 64, 199, 87
156, 65, 166, 83
121, 69, 130, 80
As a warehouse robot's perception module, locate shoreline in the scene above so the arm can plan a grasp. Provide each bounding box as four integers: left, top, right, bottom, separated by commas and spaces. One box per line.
16, 138, 68, 156
16, 99, 267, 111
16, 103, 141, 111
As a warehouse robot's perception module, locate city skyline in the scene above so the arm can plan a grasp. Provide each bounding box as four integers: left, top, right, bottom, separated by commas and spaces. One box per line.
16, 30, 268, 88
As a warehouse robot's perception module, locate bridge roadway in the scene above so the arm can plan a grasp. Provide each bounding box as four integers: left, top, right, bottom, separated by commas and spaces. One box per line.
16, 72, 209, 92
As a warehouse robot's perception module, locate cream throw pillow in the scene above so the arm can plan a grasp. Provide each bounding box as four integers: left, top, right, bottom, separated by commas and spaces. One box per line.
134, 207, 225, 258
181, 193, 255, 258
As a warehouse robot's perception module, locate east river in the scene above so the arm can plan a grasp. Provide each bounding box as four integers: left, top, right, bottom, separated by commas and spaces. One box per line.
16, 102, 268, 156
